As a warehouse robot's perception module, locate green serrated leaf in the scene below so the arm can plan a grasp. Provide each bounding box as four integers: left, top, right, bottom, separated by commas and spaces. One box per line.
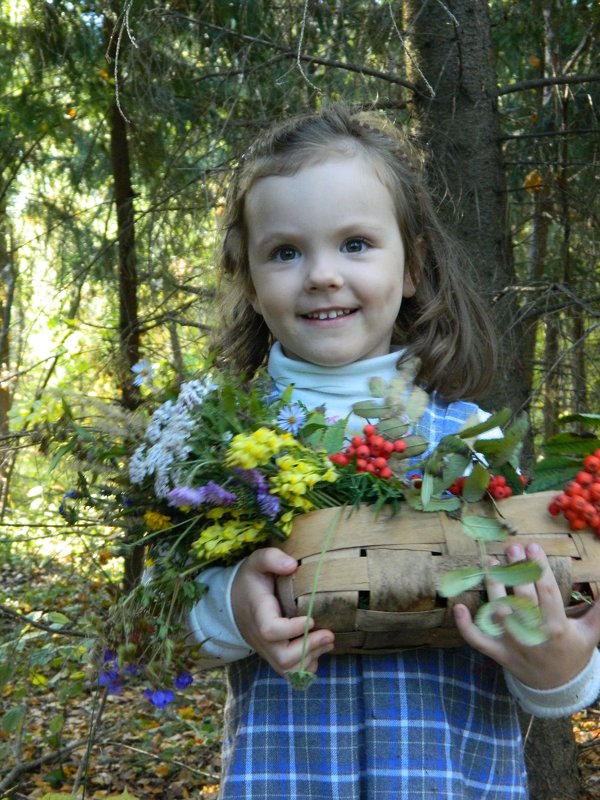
352, 400, 391, 419
462, 515, 507, 542
441, 453, 472, 491
368, 377, 387, 398
488, 560, 542, 587
438, 566, 484, 597
462, 463, 490, 502
458, 407, 513, 439
475, 596, 547, 644
321, 419, 348, 455
404, 386, 429, 422
405, 492, 461, 512
542, 433, 600, 457
375, 417, 410, 439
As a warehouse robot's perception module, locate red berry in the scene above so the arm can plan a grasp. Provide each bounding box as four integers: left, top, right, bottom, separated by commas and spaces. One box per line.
565, 481, 584, 497
569, 518, 587, 531
373, 457, 388, 470
356, 458, 367, 471
394, 440, 407, 453
365, 462, 376, 474
379, 466, 392, 480
589, 483, 600, 503
548, 501, 561, 516
363, 424, 376, 438
576, 471, 593, 486
583, 455, 600, 474
381, 440, 395, 456
356, 445, 370, 458
351, 436, 364, 448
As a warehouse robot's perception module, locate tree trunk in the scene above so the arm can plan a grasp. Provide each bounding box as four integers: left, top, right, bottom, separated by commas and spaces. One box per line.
401, 2, 580, 796
0, 195, 15, 520
401, 0, 529, 417
106, 7, 144, 590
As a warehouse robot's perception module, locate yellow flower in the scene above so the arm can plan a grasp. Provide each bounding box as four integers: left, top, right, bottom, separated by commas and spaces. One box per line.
144, 510, 172, 531
226, 427, 292, 469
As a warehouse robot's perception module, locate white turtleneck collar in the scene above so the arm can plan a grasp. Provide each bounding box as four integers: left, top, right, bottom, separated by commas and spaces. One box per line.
267, 341, 408, 436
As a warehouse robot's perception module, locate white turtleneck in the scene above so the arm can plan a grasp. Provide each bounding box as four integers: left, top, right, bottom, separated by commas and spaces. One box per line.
187, 343, 600, 716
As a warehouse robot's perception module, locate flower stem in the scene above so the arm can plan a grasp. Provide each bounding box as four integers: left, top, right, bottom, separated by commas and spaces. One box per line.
286, 505, 345, 690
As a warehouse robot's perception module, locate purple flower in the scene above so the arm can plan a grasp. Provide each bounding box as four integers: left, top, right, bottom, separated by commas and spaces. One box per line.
167, 481, 237, 509
232, 467, 269, 494
167, 486, 207, 508
143, 688, 175, 709
98, 668, 122, 694
258, 491, 280, 520
173, 671, 193, 690
198, 481, 237, 506
277, 403, 306, 435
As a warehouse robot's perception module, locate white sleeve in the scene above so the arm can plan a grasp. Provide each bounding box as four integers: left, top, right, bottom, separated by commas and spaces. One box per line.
504, 649, 600, 718
187, 562, 255, 669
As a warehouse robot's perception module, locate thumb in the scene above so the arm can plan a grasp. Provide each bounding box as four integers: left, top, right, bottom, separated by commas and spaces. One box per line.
246, 546, 298, 576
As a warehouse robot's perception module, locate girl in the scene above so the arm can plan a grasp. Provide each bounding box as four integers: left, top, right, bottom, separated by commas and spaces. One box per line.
188, 106, 600, 799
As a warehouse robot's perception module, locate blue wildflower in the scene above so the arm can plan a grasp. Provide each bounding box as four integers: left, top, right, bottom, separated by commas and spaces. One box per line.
258, 491, 280, 520
98, 668, 122, 694
143, 688, 175, 709
232, 467, 269, 494
173, 671, 193, 690
277, 403, 307, 435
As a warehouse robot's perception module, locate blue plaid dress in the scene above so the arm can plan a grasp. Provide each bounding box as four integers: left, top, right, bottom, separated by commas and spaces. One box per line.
219, 397, 528, 799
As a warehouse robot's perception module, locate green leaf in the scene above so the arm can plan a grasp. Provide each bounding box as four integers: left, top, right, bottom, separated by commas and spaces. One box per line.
47, 612, 70, 626
320, 419, 348, 454
557, 412, 600, 427
474, 414, 528, 471
48, 714, 65, 736
352, 400, 392, 418
0, 661, 15, 691
441, 453, 472, 490
421, 471, 434, 509
2, 705, 26, 734
462, 463, 490, 502
488, 560, 542, 587
458, 407, 513, 439
368, 376, 387, 398
405, 491, 460, 512
462, 515, 507, 542
375, 417, 410, 439
541, 433, 600, 457
438, 566, 484, 597
475, 597, 547, 645
404, 386, 429, 422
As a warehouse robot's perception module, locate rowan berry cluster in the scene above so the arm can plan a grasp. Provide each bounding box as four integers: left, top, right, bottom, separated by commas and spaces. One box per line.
548, 449, 600, 536
448, 473, 523, 500
329, 423, 407, 480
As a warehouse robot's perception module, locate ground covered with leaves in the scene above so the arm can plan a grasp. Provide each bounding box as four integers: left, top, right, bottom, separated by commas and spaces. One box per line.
1, 541, 599, 800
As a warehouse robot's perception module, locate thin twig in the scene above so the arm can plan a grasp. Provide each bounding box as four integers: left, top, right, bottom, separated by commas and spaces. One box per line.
104, 740, 218, 780
0, 604, 90, 638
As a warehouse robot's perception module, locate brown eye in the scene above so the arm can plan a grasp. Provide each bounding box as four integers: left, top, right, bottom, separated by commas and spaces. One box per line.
273, 245, 299, 262
342, 238, 369, 254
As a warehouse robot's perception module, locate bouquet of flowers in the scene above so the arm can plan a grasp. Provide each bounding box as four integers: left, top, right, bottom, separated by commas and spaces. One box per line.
59, 362, 543, 700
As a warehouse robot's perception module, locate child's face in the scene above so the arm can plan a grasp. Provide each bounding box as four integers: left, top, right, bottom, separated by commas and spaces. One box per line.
245, 153, 415, 367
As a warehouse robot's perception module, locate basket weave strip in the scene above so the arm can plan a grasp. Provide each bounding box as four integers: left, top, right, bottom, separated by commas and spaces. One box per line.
276, 491, 598, 653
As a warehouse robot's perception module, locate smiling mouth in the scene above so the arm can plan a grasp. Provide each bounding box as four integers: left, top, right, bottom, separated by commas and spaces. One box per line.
303, 308, 355, 320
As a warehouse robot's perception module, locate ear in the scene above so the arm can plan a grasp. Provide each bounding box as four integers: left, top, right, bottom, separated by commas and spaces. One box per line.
403, 269, 417, 299
245, 283, 263, 315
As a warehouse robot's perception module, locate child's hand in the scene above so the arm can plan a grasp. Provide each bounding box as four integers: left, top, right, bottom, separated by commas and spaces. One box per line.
231, 547, 335, 678
454, 542, 600, 689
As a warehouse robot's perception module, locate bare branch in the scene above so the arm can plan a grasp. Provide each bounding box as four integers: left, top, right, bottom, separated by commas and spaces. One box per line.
498, 73, 600, 96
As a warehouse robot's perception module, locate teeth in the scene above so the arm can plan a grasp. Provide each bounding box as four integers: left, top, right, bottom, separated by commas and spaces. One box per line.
306, 309, 352, 320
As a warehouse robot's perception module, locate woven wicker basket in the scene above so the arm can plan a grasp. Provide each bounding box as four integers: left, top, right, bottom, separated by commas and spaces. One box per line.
276, 491, 600, 653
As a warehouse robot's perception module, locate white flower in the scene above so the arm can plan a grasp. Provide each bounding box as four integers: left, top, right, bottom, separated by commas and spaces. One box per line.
176, 379, 212, 410
131, 358, 155, 388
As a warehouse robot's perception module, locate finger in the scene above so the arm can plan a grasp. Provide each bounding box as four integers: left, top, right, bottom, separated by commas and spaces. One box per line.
523, 543, 567, 616
484, 556, 507, 602
577, 598, 600, 643
505, 543, 538, 604
246, 546, 298, 576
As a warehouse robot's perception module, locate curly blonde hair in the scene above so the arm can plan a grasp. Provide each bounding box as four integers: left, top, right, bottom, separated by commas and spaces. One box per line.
211, 105, 497, 401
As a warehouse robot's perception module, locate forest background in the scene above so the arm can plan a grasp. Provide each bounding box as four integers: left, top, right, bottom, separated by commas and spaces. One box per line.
1, 0, 599, 799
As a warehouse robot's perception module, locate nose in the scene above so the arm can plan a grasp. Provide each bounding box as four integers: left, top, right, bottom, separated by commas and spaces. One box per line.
304, 250, 344, 291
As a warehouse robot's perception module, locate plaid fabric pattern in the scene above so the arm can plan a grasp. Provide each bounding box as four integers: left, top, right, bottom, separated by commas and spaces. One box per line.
219, 397, 528, 799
